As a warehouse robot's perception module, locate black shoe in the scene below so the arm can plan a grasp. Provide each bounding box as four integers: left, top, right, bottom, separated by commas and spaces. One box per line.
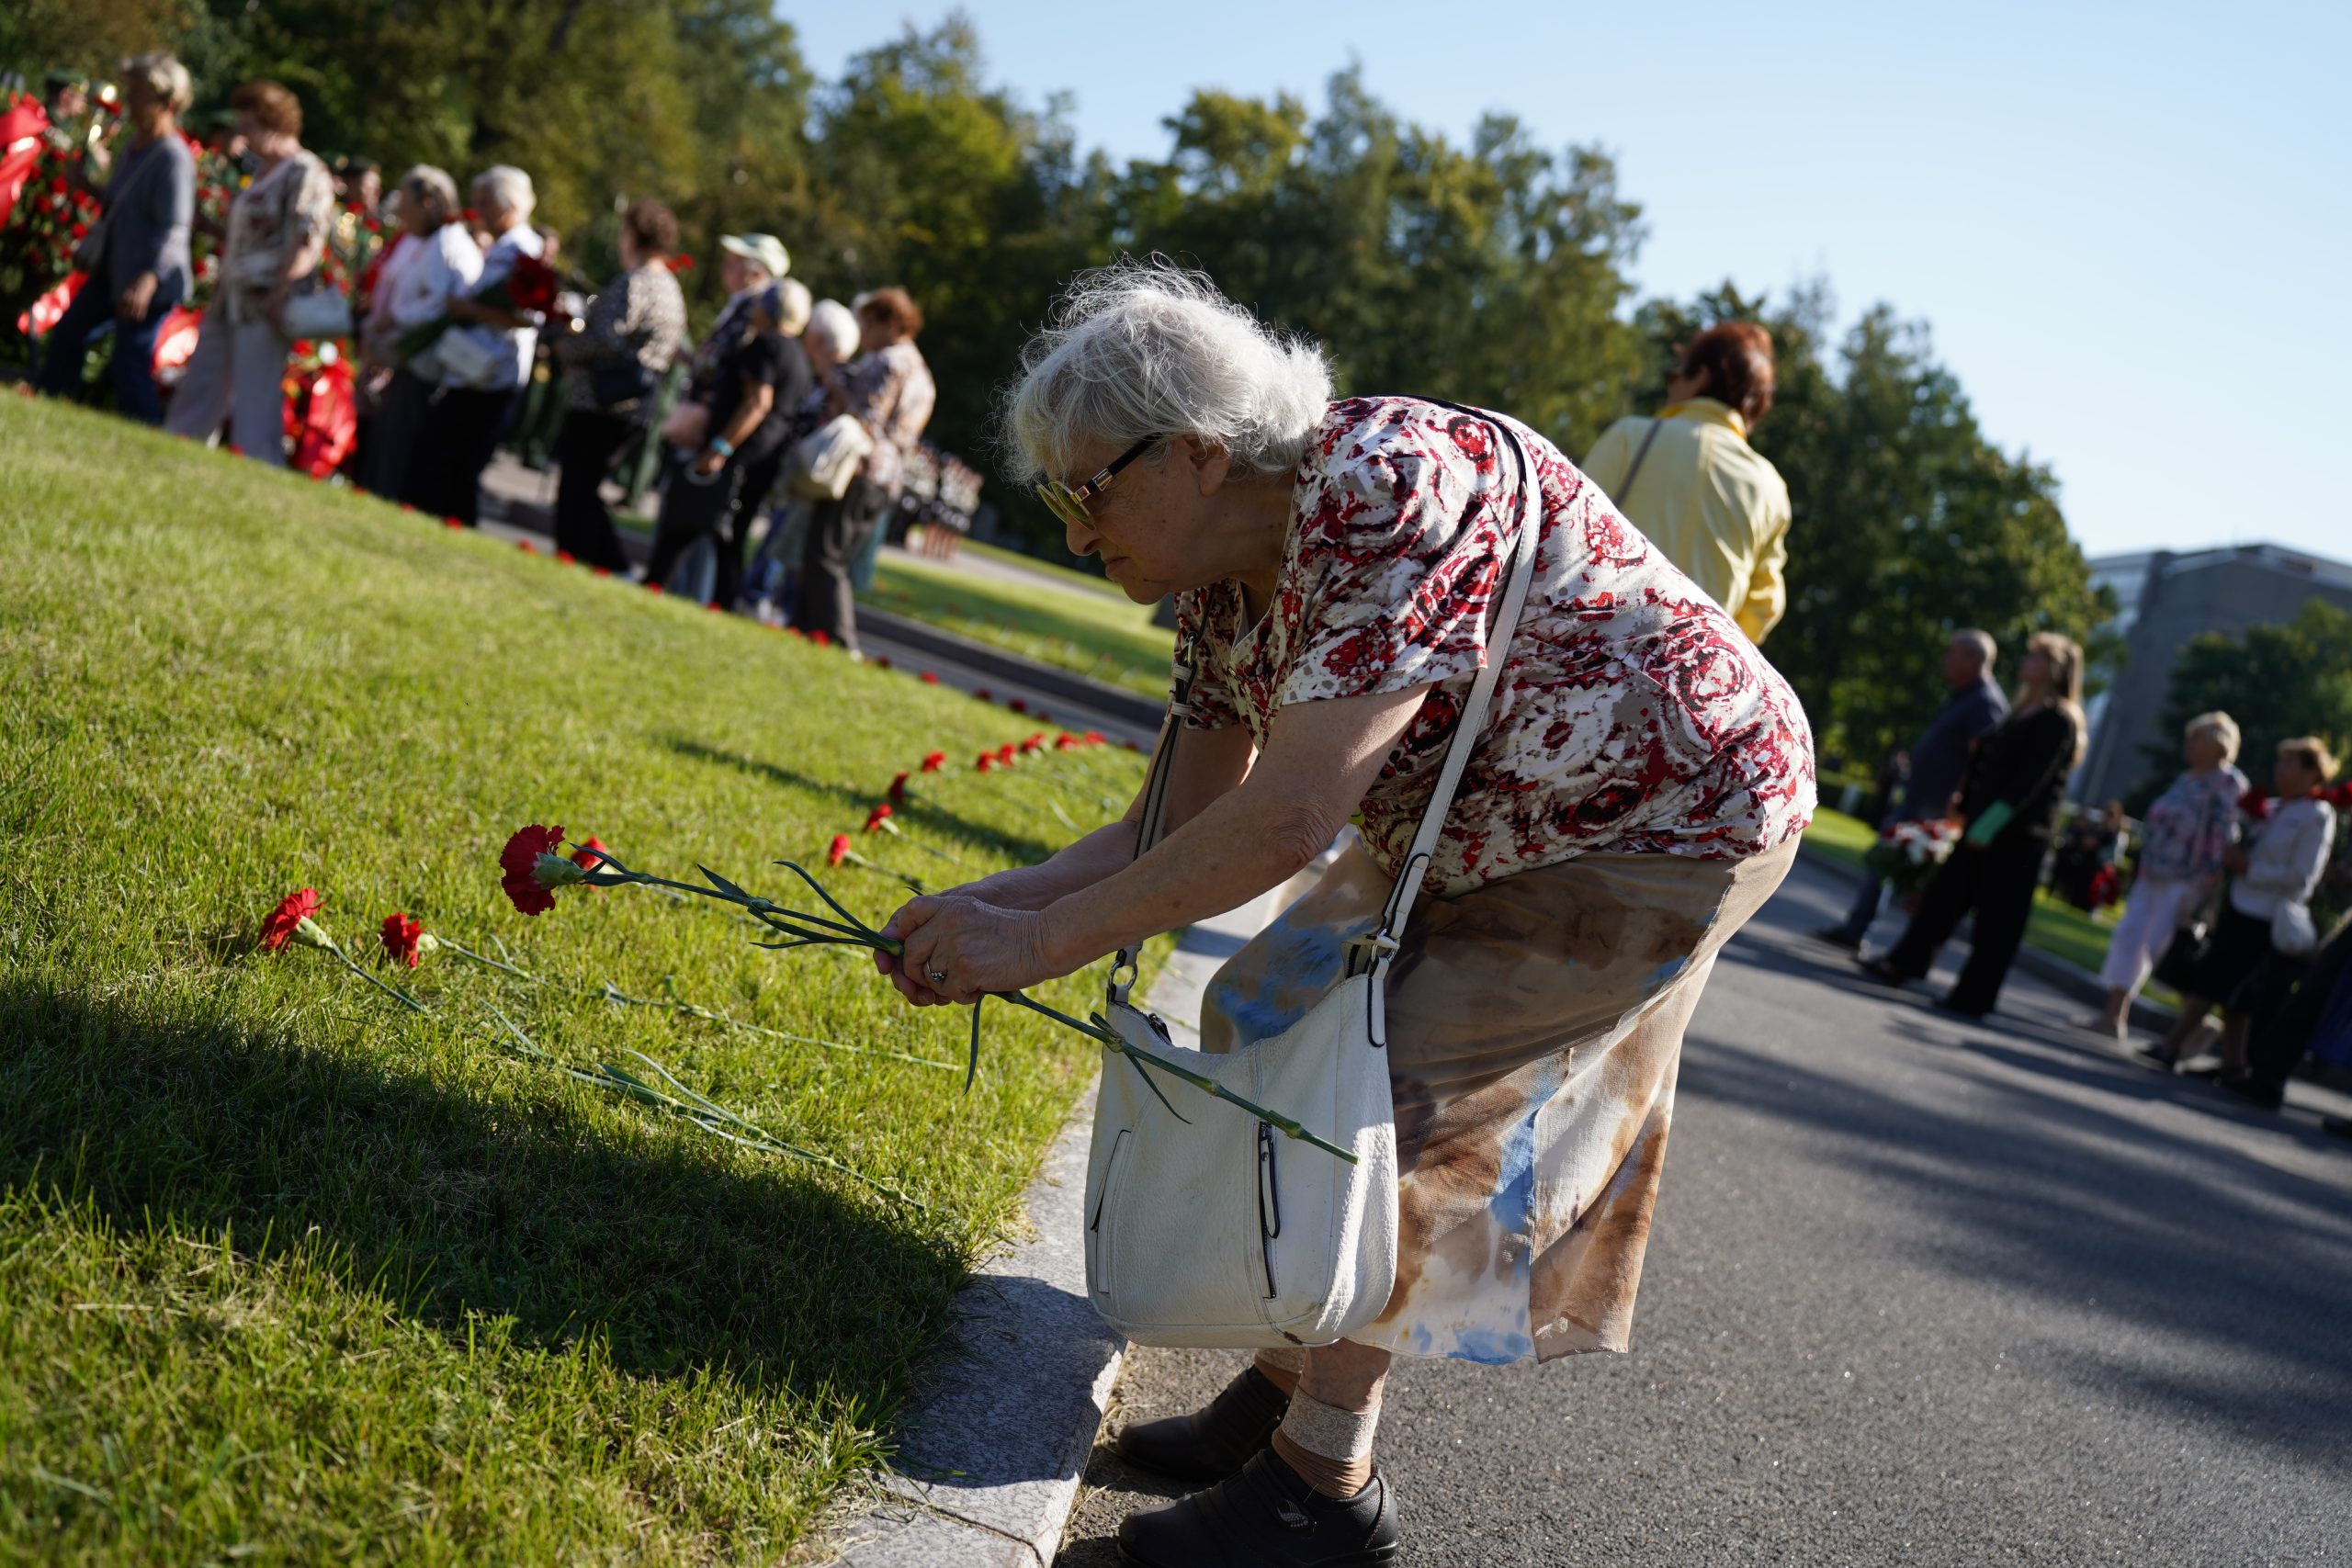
1115, 1365, 1289, 1484
1933, 995, 1989, 1021
1117, 1448, 1399, 1567
1855, 955, 1908, 987
1811, 924, 1863, 951
2132, 1047, 2179, 1075
2217, 1073, 2284, 1111
2322, 1115, 2352, 1142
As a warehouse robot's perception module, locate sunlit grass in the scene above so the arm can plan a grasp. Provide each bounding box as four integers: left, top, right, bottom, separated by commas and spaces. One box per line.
0, 395, 1153, 1562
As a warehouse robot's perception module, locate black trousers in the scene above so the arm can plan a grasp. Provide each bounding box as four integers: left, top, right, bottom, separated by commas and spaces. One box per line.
794, 475, 891, 653
409, 384, 517, 526
1882, 832, 2047, 1014
2242, 931, 2348, 1093
359, 368, 433, 499
551, 410, 637, 574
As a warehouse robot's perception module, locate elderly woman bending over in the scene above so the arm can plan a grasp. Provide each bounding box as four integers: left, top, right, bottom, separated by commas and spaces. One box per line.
873, 264, 1815, 1562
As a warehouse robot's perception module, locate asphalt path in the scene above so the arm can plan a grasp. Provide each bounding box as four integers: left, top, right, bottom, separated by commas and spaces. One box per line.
1060, 855, 2352, 1566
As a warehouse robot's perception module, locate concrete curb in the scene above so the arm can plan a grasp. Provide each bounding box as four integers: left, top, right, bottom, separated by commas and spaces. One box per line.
1796, 841, 2176, 1030
829, 891, 1279, 1567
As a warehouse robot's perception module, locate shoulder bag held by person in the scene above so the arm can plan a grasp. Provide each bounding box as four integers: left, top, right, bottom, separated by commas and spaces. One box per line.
1082, 407, 1542, 1348
785, 412, 875, 501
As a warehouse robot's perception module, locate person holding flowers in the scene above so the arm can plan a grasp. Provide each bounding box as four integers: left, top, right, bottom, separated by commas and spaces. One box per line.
407, 164, 549, 525
163, 80, 334, 464
866, 261, 1815, 1562
34, 52, 196, 423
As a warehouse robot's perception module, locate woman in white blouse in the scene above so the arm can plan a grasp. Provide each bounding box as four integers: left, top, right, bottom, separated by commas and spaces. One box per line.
356, 165, 479, 498
408, 164, 543, 525
2143, 736, 2338, 1073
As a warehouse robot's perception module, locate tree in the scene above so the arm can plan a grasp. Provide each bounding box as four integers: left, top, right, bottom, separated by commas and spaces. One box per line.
2145, 599, 2352, 805
1105, 68, 1647, 464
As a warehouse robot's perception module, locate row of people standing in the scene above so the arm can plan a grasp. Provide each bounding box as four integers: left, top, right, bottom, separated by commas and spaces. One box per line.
582, 233, 935, 655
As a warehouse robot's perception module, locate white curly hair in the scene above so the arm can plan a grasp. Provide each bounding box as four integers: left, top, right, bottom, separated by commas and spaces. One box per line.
1001, 259, 1332, 484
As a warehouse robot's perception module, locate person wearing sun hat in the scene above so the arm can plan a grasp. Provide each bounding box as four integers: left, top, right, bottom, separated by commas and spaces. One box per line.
718, 231, 788, 280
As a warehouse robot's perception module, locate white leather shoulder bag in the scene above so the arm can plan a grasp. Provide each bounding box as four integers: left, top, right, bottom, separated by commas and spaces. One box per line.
1083, 407, 1542, 1348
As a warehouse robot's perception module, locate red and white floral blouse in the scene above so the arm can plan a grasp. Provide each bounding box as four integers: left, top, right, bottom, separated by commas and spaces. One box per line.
1175, 397, 1816, 896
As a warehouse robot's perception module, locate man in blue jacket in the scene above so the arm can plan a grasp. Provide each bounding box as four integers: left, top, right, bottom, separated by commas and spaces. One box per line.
1815, 630, 2008, 948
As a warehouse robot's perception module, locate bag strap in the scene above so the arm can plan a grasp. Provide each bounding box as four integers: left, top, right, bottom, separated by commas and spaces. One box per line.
1358, 403, 1540, 966
1611, 417, 1665, 507
1106, 402, 1541, 1001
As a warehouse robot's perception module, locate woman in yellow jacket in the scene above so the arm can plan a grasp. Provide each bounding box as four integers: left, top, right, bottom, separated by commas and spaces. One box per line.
1583, 321, 1792, 645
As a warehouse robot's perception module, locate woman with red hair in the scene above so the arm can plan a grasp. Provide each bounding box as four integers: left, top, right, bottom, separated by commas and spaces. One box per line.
1583, 321, 1792, 645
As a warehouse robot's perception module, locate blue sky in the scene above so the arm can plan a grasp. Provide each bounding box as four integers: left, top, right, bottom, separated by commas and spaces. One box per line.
785, 2, 2348, 563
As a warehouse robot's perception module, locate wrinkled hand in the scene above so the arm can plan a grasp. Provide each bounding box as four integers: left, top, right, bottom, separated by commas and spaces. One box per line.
693, 449, 727, 479
874, 895, 1056, 1008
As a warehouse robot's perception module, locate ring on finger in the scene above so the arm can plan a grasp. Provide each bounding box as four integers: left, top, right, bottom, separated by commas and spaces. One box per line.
927, 967, 949, 986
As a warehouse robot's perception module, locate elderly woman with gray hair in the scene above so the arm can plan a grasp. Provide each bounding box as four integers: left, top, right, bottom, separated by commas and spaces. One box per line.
869, 263, 1815, 1562
37, 51, 196, 423
407, 164, 544, 525
2090, 712, 2246, 1038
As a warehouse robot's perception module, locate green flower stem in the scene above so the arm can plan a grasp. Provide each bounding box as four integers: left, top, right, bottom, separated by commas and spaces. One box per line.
596, 983, 960, 1072
997, 994, 1356, 1166
487, 1004, 925, 1209
438, 939, 539, 981
327, 943, 428, 1014
569, 850, 1350, 1161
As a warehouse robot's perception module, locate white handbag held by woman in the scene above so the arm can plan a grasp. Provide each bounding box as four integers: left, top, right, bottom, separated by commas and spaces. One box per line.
1084, 409, 1542, 1349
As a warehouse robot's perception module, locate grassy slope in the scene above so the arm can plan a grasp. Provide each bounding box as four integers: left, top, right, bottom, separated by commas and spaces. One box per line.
1804, 807, 2117, 975
869, 551, 1173, 698
0, 397, 1150, 1563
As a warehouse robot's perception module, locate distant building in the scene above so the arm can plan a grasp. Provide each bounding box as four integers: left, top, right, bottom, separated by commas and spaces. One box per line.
2076, 543, 2352, 805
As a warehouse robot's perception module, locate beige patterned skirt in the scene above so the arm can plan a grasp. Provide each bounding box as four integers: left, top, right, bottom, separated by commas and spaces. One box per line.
1200, 834, 1794, 1364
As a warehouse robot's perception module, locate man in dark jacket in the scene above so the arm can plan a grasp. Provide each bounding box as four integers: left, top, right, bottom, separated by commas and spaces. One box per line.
1815, 630, 2008, 948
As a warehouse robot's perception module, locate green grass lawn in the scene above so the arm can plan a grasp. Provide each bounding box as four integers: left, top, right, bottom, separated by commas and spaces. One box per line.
870, 550, 1174, 698
1803, 807, 2119, 976
0, 397, 1152, 1563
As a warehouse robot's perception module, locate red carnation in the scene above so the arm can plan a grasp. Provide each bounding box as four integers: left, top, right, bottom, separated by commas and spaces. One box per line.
974, 688, 992, 702
571, 836, 607, 872
921, 671, 940, 685
1123, 739, 1141, 752
874, 654, 892, 669
888, 771, 910, 806
1084, 730, 1107, 746
828, 833, 852, 867
995, 743, 1016, 765
380, 911, 424, 968
442, 517, 461, 530
810, 630, 830, 648
1036, 711, 1053, 725
977, 753, 995, 773
259, 887, 321, 952
864, 803, 893, 833
500, 823, 565, 915
705, 601, 721, 613
556, 549, 576, 564
593, 565, 612, 577
1021, 732, 1046, 754
518, 538, 537, 554
1055, 733, 1079, 750
921, 750, 946, 773
1009, 698, 1028, 715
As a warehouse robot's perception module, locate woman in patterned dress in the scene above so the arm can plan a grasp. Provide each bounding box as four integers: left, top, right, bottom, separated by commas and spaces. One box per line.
875, 264, 1815, 1565
162, 81, 334, 464
2089, 713, 2246, 1038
